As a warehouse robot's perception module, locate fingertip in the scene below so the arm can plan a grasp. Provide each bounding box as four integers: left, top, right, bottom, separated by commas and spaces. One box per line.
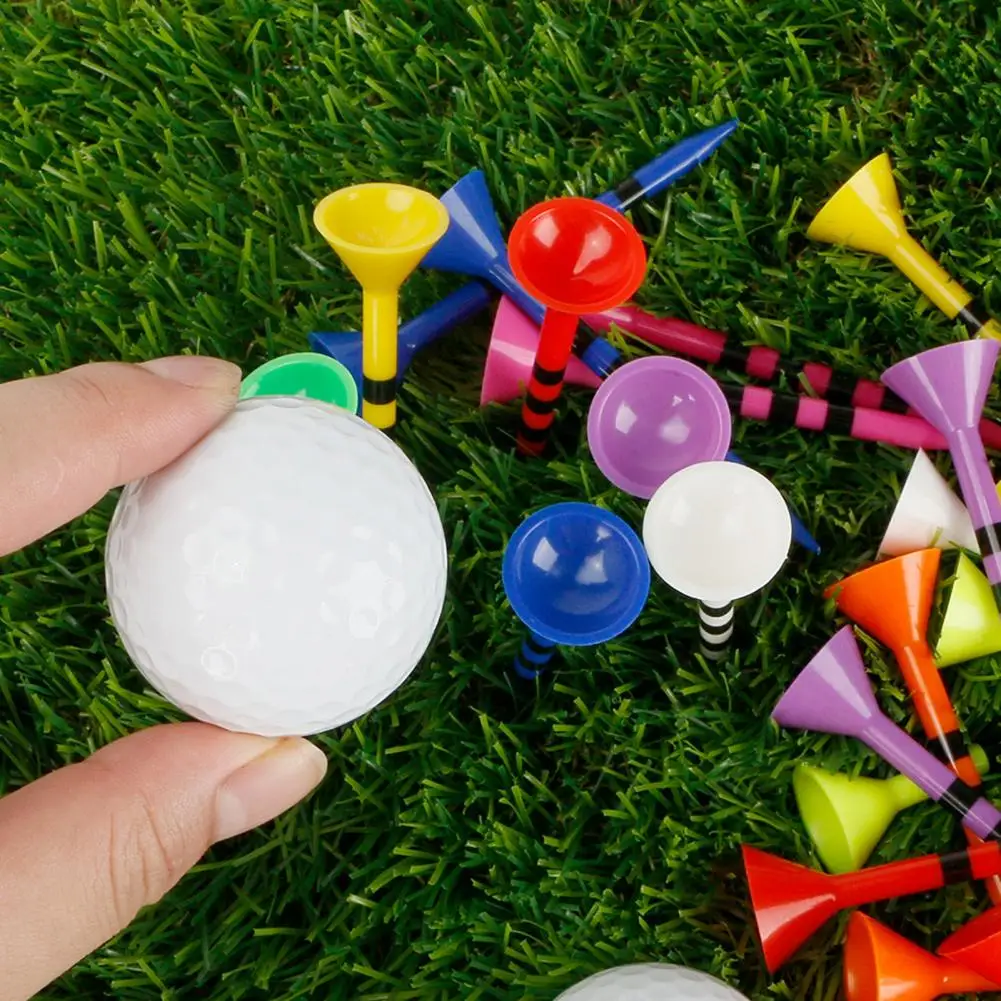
213, 737, 328, 842
139, 355, 242, 400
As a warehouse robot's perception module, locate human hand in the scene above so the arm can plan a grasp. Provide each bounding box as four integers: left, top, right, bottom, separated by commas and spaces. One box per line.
0, 357, 328, 1001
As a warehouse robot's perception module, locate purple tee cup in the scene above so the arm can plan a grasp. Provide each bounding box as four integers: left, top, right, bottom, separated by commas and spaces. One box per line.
586, 356, 732, 498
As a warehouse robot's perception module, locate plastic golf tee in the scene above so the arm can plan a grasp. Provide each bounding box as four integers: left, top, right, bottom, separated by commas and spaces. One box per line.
793, 764, 926, 874
422, 124, 736, 379
828, 552, 984, 785
882, 341, 1001, 610
800, 366, 1001, 437
743, 841, 1001, 973
507, 199, 646, 457
807, 152, 1001, 340
773, 627, 1001, 842
721, 383, 981, 451
514, 632, 555, 680
929, 429, 1001, 597
362, 291, 397, 425
723, 451, 818, 555
584, 306, 1001, 444
802, 362, 907, 411
793, 746, 991, 875
643, 461, 791, 662
310, 282, 494, 405
518, 309, 579, 455
939, 907, 1001, 982
312, 183, 449, 429
849, 708, 1001, 839
585, 306, 782, 380
827, 551, 1001, 903
935, 552, 1001, 667
426, 124, 740, 378
698, 601, 733, 660
502, 503, 651, 681
880, 233, 1000, 339
843, 912, 1000, 1001
588, 305, 891, 408
593, 119, 739, 212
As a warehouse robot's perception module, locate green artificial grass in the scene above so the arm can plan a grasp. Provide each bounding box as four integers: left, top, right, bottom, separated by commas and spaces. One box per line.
2, 0, 1001, 997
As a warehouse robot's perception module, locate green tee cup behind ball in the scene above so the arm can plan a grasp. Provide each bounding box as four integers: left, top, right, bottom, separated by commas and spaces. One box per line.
239, 353, 359, 412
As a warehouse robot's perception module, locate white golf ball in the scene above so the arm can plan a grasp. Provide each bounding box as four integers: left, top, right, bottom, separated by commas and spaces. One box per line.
104, 396, 448, 737
555, 964, 750, 1000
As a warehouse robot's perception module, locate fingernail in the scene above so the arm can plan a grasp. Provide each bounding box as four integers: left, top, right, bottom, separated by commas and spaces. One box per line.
213, 738, 328, 842
141, 355, 242, 393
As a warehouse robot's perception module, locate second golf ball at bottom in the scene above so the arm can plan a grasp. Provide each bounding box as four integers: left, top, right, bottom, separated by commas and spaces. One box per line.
555, 964, 750, 1000
105, 396, 448, 737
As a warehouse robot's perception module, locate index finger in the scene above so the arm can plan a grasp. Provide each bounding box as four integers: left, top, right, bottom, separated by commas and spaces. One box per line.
0, 355, 240, 556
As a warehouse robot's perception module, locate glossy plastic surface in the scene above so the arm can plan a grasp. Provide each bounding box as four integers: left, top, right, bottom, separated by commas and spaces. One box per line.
239, 353, 359, 412
883, 340, 1001, 591
476, 306, 818, 549
423, 122, 734, 332
419, 170, 537, 313
939, 907, 1001, 983
314, 183, 450, 291
829, 550, 939, 651
480, 296, 601, 407
878, 449, 977, 557
773, 626, 888, 736
513, 309, 585, 456
742, 840, 1001, 974
509, 198, 647, 315
586, 357, 731, 499
642, 461, 791, 605
935, 552, 1001, 667
772, 626, 1001, 840
313, 183, 449, 428
793, 764, 926, 874
587, 305, 1001, 437
310, 281, 493, 412
826, 550, 987, 786
795, 746, 989, 875
808, 153, 909, 257
588, 303, 780, 380
502, 502, 650, 647
723, 452, 820, 554
594, 119, 739, 212
508, 198, 646, 455
844, 912, 998, 1001
723, 382, 953, 451
808, 153, 1001, 338
883, 340, 999, 434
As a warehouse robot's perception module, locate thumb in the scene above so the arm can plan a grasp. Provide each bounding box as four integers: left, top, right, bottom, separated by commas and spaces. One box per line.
0, 723, 327, 1001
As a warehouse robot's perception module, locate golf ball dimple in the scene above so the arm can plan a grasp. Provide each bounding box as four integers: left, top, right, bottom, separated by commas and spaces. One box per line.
554, 964, 750, 1000
105, 397, 448, 737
